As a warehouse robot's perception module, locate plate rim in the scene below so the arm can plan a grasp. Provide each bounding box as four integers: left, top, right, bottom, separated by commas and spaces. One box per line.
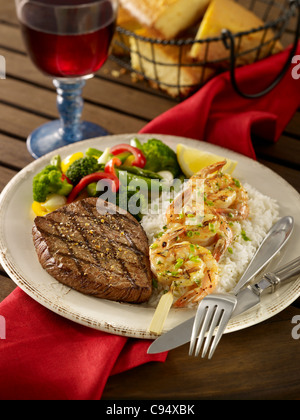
0, 133, 299, 339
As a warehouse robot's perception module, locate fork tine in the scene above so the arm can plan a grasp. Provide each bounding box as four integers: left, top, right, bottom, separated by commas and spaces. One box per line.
194, 305, 217, 357
201, 307, 224, 358
190, 293, 237, 359
189, 302, 207, 356
207, 308, 234, 359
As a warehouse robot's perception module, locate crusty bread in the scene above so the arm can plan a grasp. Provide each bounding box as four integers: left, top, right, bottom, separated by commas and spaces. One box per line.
120, 0, 210, 39
190, 0, 283, 66
130, 28, 215, 97
112, 6, 142, 56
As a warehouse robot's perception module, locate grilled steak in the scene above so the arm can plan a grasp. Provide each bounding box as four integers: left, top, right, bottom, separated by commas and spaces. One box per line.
32, 197, 152, 303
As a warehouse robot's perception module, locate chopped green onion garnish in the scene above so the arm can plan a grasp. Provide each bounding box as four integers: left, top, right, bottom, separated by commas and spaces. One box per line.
152, 278, 158, 288
241, 230, 251, 241
209, 223, 216, 233
189, 256, 202, 263
175, 258, 184, 269
233, 178, 241, 188
154, 232, 164, 238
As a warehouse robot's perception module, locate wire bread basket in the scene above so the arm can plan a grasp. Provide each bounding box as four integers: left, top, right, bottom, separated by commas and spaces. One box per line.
110, 0, 300, 99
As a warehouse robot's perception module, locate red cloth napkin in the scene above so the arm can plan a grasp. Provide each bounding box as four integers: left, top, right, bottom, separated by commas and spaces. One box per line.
0, 43, 299, 401
0, 288, 167, 400
140, 42, 300, 159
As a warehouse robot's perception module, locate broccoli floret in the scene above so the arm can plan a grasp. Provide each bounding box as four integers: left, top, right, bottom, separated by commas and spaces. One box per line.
50, 155, 62, 170
33, 165, 73, 202
66, 156, 101, 185
141, 138, 181, 178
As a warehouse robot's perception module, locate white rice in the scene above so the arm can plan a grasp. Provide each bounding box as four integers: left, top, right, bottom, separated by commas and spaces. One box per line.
141, 182, 280, 306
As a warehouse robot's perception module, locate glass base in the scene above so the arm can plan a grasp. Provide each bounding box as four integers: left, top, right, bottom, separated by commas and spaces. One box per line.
27, 120, 109, 159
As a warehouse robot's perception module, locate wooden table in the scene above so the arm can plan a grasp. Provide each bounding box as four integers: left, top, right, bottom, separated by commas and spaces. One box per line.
0, 1, 299, 401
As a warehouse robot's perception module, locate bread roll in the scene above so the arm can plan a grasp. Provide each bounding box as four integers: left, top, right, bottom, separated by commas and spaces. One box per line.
112, 6, 142, 56
130, 28, 215, 97
120, 0, 210, 39
190, 0, 283, 67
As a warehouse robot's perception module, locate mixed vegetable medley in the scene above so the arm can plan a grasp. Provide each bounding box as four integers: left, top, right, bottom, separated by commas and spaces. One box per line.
32, 138, 184, 220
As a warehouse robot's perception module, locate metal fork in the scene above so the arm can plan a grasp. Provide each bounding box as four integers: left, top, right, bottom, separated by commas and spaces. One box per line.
189, 293, 237, 359
189, 216, 294, 359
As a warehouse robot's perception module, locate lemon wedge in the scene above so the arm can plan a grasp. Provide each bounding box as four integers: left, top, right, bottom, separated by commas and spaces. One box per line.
177, 144, 237, 177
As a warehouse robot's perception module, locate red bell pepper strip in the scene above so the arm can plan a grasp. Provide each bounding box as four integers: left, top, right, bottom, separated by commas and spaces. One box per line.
61, 173, 72, 185
67, 172, 119, 204
104, 157, 122, 177
110, 144, 146, 168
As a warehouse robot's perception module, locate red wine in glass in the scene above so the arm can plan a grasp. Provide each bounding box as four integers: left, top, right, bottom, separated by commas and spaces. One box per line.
15, 0, 118, 158
20, 21, 115, 78
20, 0, 116, 78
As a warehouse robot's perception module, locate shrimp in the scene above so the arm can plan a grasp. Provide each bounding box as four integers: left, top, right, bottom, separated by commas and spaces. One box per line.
166, 178, 204, 226
166, 160, 248, 226
150, 238, 219, 308
162, 210, 233, 262
185, 211, 233, 262
165, 171, 234, 262
191, 160, 249, 221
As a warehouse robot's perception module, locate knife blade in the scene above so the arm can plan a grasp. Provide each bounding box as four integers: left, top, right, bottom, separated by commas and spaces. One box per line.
147, 256, 300, 354
147, 287, 250, 354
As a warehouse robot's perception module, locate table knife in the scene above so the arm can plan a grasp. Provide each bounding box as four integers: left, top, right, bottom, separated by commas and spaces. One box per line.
147, 256, 300, 354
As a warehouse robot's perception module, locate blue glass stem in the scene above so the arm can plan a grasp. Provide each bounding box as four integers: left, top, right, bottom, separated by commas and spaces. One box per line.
53, 78, 86, 143
27, 76, 109, 159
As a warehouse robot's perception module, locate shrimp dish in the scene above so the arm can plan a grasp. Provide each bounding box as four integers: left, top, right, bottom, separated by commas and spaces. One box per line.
166, 160, 249, 224
150, 238, 219, 308
192, 160, 249, 221
149, 160, 249, 310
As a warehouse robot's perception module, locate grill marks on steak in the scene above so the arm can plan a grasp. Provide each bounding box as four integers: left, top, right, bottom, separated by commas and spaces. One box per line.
32, 198, 152, 303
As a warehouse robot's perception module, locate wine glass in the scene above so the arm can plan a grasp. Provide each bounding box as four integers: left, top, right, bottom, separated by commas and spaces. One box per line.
15, 0, 118, 159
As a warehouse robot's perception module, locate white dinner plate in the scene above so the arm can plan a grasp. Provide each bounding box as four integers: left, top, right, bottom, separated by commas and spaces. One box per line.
0, 134, 299, 339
